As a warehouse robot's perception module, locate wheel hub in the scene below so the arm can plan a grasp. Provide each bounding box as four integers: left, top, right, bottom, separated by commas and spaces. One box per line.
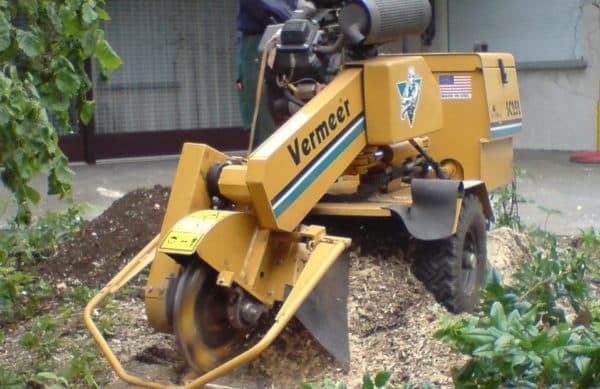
172, 263, 254, 372
461, 233, 478, 294
227, 287, 267, 329
463, 252, 476, 270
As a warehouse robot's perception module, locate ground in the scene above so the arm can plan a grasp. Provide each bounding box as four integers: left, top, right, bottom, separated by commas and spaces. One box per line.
35, 185, 171, 290
2, 186, 532, 388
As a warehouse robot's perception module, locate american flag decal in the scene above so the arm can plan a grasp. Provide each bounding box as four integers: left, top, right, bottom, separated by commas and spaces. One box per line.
439, 74, 472, 100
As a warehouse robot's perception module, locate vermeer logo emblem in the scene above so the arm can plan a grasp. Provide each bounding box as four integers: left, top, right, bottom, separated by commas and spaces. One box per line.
396, 66, 422, 128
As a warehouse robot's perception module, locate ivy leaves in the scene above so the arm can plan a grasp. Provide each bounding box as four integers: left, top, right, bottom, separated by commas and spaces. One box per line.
0, 0, 121, 224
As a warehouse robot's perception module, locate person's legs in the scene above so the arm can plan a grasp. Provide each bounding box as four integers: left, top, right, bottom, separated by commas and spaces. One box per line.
238, 34, 275, 150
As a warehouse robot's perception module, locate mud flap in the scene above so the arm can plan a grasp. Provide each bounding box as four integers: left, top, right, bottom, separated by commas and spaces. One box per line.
388, 178, 464, 240
295, 252, 350, 368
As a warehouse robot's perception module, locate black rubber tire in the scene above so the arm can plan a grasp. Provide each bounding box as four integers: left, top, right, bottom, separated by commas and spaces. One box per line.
413, 194, 488, 313
172, 262, 245, 373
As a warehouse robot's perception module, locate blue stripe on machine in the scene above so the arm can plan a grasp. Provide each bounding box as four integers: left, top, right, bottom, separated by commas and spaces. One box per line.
273, 115, 366, 218
490, 122, 522, 138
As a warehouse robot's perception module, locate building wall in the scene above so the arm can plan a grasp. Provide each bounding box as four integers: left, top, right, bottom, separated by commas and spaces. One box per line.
93, 0, 598, 152
410, 0, 599, 151
516, 2, 599, 150
434, 0, 600, 150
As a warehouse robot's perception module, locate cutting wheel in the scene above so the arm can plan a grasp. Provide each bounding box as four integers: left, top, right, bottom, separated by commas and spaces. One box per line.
172, 262, 246, 372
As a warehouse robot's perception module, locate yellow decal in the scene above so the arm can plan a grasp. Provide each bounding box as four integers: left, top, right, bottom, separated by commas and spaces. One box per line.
159, 210, 232, 254
161, 231, 203, 252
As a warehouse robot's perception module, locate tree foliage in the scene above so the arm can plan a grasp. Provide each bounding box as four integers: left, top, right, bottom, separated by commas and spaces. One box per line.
0, 0, 121, 224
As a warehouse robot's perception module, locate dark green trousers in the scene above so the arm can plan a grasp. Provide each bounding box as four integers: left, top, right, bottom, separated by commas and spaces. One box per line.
237, 34, 275, 150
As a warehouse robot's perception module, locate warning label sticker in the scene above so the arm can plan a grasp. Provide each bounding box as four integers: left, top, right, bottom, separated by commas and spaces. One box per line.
159, 210, 232, 254
161, 231, 203, 252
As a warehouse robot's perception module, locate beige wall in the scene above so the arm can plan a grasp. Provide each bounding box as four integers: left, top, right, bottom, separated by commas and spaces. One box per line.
516, 1, 599, 151
405, 0, 599, 151
321, 0, 599, 151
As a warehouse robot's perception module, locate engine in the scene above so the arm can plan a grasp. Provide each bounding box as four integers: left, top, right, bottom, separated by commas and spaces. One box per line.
261, 0, 432, 123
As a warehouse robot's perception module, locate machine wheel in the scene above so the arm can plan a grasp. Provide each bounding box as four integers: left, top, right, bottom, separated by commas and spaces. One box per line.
172, 262, 246, 372
413, 194, 488, 313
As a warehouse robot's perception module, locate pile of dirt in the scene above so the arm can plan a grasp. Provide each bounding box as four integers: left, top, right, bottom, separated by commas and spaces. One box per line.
29, 187, 532, 388
35, 185, 171, 289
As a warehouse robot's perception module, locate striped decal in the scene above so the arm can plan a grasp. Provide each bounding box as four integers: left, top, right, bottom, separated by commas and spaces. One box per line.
490, 120, 522, 138
272, 115, 366, 218
439, 74, 472, 100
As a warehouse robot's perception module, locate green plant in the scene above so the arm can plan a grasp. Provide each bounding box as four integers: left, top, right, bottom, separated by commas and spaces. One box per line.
302, 371, 392, 389
27, 372, 69, 389
0, 0, 121, 224
578, 227, 600, 278
362, 372, 391, 389
579, 227, 600, 252
1, 306, 105, 388
0, 204, 86, 269
68, 285, 95, 304
490, 169, 526, 230
435, 226, 600, 388
60, 341, 102, 388
0, 267, 51, 323
437, 296, 600, 388
0, 367, 24, 388
0, 205, 84, 322
19, 315, 63, 363
538, 206, 563, 231
514, 228, 589, 322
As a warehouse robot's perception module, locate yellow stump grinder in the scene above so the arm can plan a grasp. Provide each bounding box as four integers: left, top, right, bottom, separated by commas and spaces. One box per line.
84, 0, 523, 387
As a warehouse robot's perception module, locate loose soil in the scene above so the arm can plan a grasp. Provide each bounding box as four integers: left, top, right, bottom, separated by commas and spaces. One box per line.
36, 185, 171, 290
6, 186, 532, 388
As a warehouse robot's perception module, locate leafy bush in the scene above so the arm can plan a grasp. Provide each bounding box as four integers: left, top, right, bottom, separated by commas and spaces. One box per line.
435, 227, 600, 387
0, 0, 121, 224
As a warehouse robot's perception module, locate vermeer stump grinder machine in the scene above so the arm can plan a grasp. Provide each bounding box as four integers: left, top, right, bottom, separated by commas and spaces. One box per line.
84, 0, 523, 387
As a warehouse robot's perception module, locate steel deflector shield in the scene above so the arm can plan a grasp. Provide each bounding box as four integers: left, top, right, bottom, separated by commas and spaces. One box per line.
295, 252, 350, 368
388, 178, 464, 240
